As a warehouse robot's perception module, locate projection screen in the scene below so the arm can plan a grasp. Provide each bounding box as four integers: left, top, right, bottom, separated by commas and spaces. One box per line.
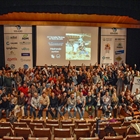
36, 26, 98, 66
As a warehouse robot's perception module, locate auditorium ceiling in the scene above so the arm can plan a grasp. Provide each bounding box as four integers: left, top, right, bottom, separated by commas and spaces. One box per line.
0, 12, 140, 28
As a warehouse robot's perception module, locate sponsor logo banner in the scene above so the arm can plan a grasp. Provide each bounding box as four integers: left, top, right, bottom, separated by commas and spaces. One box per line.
21, 53, 30, 56
115, 50, 124, 55
7, 58, 17, 61
22, 34, 29, 40
21, 47, 29, 51
6, 47, 17, 50
20, 41, 30, 45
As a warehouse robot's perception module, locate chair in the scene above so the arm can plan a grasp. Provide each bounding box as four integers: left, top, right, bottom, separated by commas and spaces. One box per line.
94, 122, 108, 129
32, 120, 45, 125
116, 118, 124, 123
0, 122, 13, 128
61, 120, 73, 125
54, 128, 71, 138
87, 120, 96, 126
54, 138, 74, 140
46, 123, 59, 134
13, 122, 28, 129
62, 124, 75, 136
75, 120, 86, 128
79, 137, 99, 140
103, 136, 123, 140
3, 136, 24, 140
113, 126, 127, 137
29, 123, 44, 131
109, 122, 121, 127
14, 127, 33, 140
121, 121, 131, 127
125, 134, 140, 140
28, 138, 48, 140
19, 119, 31, 125
77, 123, 92, 131
0, 127, 14, 138
74, 128, 90, 140
46, 119, 59, 124
33, 128, 51, 140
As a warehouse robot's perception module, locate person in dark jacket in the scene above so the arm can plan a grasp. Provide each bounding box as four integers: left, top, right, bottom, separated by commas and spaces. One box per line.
85, 91, 96, 119
57, 92, 68, 119
0, 70, 4, 90
47, 92, 58, 119
0, 95, 10, 119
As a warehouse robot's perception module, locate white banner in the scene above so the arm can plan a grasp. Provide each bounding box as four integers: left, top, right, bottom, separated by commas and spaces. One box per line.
132, 77, 140, 94
4, 25, 33, 69
100, 28, 126, 65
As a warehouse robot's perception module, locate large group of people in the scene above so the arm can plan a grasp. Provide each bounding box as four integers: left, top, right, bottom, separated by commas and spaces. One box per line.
0, 62, 140, 120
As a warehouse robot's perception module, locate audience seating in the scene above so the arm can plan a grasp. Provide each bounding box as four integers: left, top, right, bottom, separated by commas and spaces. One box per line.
32, 120, 45, 125
29, 123, 44, 131
3, 136, 24, 140
54, 138, 74, 140
19, 119, 31, 125
14, 127, 33, 139
109, 121, 121, 127
125, 134, 140, 140
113, 126, 127, 137
46, 119, 59, 124
45, 123, 59, 134
79, 137, 99, 140
33, 128, 51, 139
54, 128, 71, 138
77, 123, 92, 131
61, 123, 75, 136
28, 138, 48, 140
74, 128, 90, 140
13, 122, 28, 129
103, 136, 123, 140
74, 120, 86, 127
121, 121, 131, 127
61, 119, 73, 124
0, 127, 14, 138
0, 122, 13, 128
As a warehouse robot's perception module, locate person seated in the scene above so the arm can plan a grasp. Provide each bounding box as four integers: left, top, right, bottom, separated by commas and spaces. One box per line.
133, 88, 140, 111
0, 95, 10, 119
9, 93, 17, 115
30, 92, 40, 119
14, 92, 25, 118
24, 92, 32, 118
102, 91, 112, 118
67, 92, 77, 119
38, 92, 50, 120
57, 92, 68, 119
76, 91, 86, 120
85, 91, 96, 119
47, 92, 58, 119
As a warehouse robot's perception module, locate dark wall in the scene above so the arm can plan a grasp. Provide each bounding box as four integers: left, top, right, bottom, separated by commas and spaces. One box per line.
126, 28, 140, 70
0, 26, 4, 69
0, 26, 140, 68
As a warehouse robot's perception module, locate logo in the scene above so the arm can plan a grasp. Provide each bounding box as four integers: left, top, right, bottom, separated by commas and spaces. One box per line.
21, 53, 30, 56
22, 47, 29, 51
110, 28, 118, 35
116, 56, 122, 62
7, 58, 17, 61
117, 43, 123, 48
10, 64, 15, 69
21, 58, 31, 62
11, 42, 18, 45
51, 54, 55, 58
6, 47, 17, 50
9, 51, 15, 55
6, 41, 10, 45
14, 25, 22, 32
22, 34, 29, 40
6, 36, 9, 40
102, 56, 105, 60
23, 64, 29, 69
15, 25, 21, 30
115, 50, 124, 55
112, 28, 117, 32
56, 54, 61, 58
137, 79, 140, 84
20, 41, 30, 45
10, 36, 17, 39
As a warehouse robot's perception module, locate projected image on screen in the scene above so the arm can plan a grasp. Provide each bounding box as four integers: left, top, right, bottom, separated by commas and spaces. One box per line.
65, 33, 91, 60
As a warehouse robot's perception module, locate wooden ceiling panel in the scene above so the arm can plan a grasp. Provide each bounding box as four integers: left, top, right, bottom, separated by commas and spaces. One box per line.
0, 12, 140, 28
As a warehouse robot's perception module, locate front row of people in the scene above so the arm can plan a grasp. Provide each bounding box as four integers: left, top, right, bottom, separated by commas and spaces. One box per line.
0, 90, 139, 120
